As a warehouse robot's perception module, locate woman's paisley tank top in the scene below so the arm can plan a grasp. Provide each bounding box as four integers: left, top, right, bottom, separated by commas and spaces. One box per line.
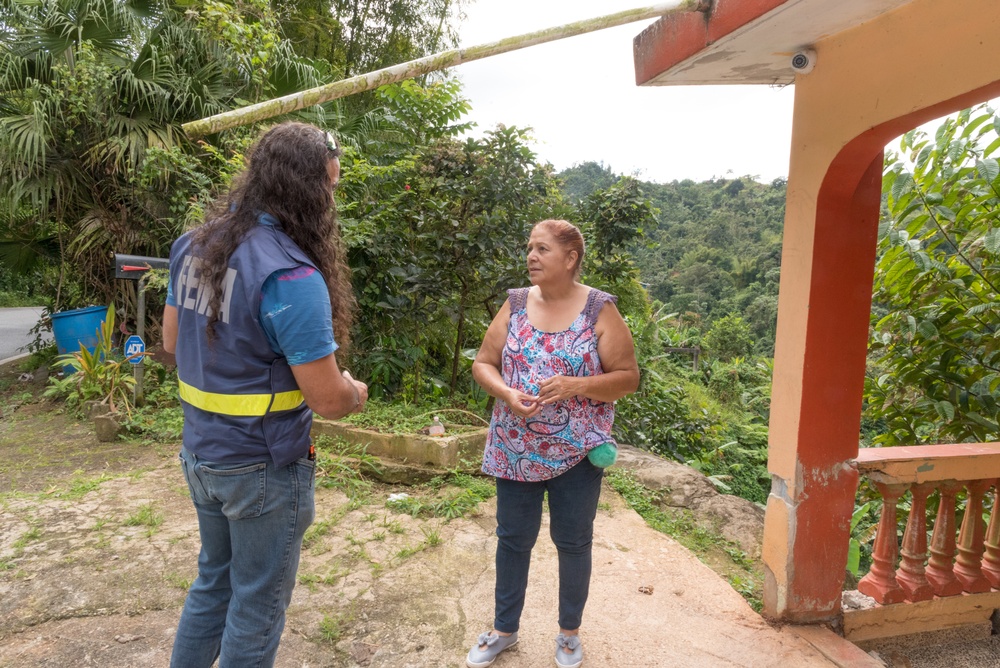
481, 287, 618, 481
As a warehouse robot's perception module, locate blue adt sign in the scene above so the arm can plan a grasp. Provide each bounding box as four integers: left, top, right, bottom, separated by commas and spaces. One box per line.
124, 335, 145, 365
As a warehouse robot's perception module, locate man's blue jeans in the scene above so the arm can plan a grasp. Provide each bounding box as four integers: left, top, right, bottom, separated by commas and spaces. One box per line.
170, 447, 315, 668
493, 458, 604, 634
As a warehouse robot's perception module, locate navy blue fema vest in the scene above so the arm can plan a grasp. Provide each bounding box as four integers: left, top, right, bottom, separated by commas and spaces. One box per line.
169, 221, 317, 467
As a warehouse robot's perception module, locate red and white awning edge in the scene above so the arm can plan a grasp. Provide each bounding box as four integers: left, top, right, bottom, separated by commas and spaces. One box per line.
634, 0, 917, 87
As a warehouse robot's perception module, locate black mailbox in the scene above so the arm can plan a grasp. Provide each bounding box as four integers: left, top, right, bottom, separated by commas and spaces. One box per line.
114, 254, 169, 280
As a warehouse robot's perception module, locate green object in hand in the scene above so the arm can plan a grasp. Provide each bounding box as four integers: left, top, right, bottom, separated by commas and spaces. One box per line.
587, 443, 618, 468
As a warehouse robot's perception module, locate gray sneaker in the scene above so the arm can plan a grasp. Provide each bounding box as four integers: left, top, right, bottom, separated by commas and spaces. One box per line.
554, 633, 582, 668
466, 631, 518, 668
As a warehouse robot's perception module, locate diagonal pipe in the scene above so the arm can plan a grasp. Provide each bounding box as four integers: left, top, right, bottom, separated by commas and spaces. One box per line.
182, 0, 711, 138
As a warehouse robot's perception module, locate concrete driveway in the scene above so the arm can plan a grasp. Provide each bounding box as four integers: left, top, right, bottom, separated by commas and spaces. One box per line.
0, 306, 48, 363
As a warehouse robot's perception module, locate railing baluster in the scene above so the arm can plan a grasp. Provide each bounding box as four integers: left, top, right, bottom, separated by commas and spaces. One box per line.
954, 479, 993, 593
925, 482, 965, 597
981, 480, 1000, 588
858, 482, 908, 604
895, 482, 936, 601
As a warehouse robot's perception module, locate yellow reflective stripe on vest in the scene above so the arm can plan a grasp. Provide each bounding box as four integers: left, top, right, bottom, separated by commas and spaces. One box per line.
178, 379, 304, 417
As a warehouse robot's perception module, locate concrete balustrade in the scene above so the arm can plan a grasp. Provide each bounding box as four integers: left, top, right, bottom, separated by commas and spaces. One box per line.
845, 444, 1000, 642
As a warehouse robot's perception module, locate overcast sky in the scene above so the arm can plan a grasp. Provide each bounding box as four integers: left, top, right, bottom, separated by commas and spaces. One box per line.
453, 0, 796, 184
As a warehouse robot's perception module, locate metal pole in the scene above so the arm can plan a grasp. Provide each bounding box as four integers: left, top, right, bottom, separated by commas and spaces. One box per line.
135, 276, 145, 406
182, 1, 710, 137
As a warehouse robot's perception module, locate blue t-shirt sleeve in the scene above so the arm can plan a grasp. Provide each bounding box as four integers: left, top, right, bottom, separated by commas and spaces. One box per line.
166, 273, 176, 306
259, 266, 337, 365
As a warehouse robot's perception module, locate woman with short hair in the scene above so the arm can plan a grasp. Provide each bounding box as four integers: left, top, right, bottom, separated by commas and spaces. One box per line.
467, 219, 640, 668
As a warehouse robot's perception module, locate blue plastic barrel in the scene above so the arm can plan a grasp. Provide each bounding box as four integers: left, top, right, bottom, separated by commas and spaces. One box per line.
50, 305, 109, 373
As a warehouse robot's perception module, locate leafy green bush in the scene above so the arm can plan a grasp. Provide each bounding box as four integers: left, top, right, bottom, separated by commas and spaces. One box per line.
0, 265, 44, 307
615, 375, 712, 462
688, 425, 770, 504
120, 360, 185, 441
866, 104, 1000, 445
0, 291, 35, 307
43, 304, 136, 414
703, 358, 772, 418
702, 314, 754, 362
17, 344, 58, 373
124, 405, 184, 442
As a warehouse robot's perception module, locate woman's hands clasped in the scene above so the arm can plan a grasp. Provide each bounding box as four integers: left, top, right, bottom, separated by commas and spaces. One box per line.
504, 375, 582, 418
537, 374, 580, 405
505, 388, 541, 418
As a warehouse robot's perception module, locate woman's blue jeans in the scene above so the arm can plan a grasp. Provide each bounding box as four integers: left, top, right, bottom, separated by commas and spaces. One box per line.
170, 447, 315, 668
493, 458, 604, 633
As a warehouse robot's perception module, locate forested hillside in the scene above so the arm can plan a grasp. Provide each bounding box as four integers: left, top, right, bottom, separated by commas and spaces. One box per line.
558, 163, 786, 354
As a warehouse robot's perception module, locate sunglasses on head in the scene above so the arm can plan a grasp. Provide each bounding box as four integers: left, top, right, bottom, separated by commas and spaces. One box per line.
325, 131, 342, 157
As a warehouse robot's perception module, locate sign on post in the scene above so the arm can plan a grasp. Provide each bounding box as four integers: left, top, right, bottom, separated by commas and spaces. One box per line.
124, 335, 145, 365
113, 254, 167, 406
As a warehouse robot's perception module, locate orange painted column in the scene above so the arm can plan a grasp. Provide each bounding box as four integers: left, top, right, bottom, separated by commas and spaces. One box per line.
761, 0, 1000, 622
762, 133, 882, 622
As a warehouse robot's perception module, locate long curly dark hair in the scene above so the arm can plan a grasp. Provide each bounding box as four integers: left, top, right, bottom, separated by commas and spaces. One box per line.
193, 122, 355, 351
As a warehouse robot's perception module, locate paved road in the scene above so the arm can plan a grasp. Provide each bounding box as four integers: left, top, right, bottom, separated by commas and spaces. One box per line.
0, 307, 49, 362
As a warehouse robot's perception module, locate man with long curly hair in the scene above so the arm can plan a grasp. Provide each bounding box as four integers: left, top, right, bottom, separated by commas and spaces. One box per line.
162, 122, 367, 667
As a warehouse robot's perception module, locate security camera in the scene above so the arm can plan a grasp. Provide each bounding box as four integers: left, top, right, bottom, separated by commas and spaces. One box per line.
790, 49, 816, 75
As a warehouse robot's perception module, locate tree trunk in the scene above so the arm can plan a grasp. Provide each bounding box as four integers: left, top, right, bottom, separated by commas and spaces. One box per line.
450, 284, 467, 398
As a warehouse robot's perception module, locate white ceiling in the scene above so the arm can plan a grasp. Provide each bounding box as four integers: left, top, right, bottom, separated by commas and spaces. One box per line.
641, 0, 917, 86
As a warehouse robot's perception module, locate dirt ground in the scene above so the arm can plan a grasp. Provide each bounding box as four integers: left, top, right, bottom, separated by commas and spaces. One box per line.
0, 359, 869, 668
0, 363, 493, 668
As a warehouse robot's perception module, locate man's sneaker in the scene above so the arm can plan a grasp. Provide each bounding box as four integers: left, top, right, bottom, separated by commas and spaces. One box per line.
554, 633, 582, 668
466, 631, 518, 668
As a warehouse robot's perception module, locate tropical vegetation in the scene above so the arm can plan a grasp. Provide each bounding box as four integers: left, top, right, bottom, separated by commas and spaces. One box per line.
866, 104, 1000, 447
3, 1, 999, 541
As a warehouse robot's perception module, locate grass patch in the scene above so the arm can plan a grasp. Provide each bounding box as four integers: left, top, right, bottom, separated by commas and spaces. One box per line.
318, 609, 355, 644
0, 390, 34, 418
390, 527, 443, 564
12, 525, 41, 548
303, 520, 332, 549
421, 526, 442, 547
314, 436, 382, 503
382, 517, 405, 534
124, 502, 164, 536
606, 467, 763, 612
40, 472, 114, 500
165, 572, 193, 590
385, 471, 495, 521
336, 399, 488, 435
298, 563, 350, 591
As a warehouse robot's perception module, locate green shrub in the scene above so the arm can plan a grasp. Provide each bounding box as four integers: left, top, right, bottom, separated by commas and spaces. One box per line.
121, 360, 183, 440
43, 304, 136, 414
615, 375, 712, 461
702, 314, 753, 362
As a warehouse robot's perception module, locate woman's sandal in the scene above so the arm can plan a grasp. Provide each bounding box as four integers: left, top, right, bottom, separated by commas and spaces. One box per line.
554, 632, 583, 668
466, 631, 518, 668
